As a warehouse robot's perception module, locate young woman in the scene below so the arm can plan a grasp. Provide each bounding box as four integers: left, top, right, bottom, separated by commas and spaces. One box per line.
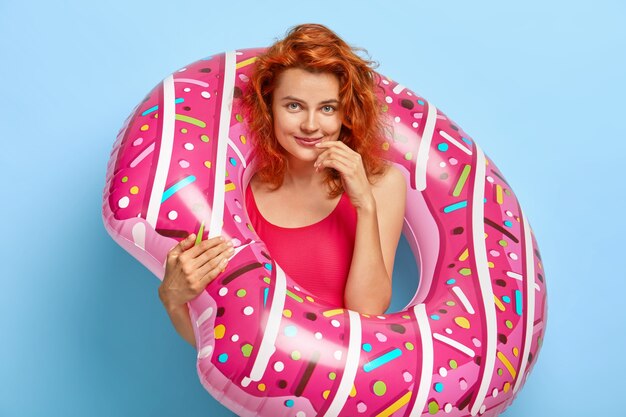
158, 24, 406, 346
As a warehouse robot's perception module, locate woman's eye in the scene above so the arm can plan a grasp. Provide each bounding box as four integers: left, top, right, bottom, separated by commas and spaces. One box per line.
287, 103, 300, 110
322, 105, 335, 113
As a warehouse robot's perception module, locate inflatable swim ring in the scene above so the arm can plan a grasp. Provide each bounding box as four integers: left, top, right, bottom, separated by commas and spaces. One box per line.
102, 48, 547, 417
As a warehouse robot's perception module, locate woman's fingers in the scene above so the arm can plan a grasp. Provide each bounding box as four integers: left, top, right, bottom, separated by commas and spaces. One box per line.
193, 240, 235, 270
167, 233, 197, 258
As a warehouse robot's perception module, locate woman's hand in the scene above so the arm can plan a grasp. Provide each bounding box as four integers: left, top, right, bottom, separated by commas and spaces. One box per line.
314, 141, 375, 211
158, 234, 234, 310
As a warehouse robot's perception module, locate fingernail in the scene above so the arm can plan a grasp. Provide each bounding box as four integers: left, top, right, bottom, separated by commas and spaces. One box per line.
227, 240, 234, 247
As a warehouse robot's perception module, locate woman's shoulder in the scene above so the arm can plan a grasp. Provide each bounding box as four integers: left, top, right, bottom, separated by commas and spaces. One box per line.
372, 164, 406, 193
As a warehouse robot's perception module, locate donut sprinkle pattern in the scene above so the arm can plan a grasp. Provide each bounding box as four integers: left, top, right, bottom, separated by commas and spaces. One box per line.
103, 49, 547, 417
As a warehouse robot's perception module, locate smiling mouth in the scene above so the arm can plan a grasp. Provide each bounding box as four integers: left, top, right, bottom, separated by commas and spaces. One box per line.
295, 136, 323, 145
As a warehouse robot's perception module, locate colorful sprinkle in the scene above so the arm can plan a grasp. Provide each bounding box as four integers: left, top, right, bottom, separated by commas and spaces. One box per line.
236, 289, 246, 297
373, 381, 387, 396
200, 134, 210, 142
285, 399, 294, 408
175, 114, 206, 128
241, 344, 253, 357
363, 348, 402, 372
284, 325, 298, 337
443, 200, 468, 213
162, 175, 196, 202
437, 143, 449, 152
217, 353, 228, 363
362, 343, 372, 352
434, 382, 444, 392
214, 324, 225, 339
454, 317, 470, 329
428, 400, 440, 414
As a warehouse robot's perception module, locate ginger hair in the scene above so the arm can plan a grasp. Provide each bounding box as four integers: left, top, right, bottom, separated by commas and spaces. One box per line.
243, 23, 387, 196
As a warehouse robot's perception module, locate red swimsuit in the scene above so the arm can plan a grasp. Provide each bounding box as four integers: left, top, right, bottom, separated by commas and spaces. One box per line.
245, 186, 357, 307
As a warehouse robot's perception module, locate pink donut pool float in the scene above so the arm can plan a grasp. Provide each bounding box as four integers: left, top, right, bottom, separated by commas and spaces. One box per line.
102, 48, 547, 417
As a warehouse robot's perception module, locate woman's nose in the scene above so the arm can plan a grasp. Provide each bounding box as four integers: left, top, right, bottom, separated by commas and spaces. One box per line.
300, 112, 319, 133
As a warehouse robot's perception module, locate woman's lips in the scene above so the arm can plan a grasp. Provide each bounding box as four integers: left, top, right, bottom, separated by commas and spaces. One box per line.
295, 136, 323, 146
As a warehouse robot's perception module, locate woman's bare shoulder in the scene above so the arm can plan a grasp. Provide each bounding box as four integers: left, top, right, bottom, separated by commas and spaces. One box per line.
372, 164, 406, 195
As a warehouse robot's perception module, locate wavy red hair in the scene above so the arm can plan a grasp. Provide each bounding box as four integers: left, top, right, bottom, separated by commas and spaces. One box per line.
243, 23, 387, 197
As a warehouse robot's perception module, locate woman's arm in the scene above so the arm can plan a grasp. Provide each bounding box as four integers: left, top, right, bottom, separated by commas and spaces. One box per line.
159, 234, 234, 346
343, 166, 406, 314
314, 142, 406, 315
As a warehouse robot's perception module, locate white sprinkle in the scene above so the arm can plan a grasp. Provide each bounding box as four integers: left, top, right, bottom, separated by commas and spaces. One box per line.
218, 287, 228, 296
118, 196, 130, 208
201, 91, 211, 99
274, 361, 285, 372
184, 142, 194, 151
243, 306, 254, 315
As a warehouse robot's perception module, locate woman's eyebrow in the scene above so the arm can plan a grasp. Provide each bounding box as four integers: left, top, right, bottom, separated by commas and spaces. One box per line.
279, 95, 339, 105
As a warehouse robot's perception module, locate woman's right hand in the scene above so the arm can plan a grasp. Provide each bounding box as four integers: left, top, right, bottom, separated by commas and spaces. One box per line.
158, 234, 234, 310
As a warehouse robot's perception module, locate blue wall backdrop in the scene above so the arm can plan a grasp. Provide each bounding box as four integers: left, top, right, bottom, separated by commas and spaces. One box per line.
1, 1, 624, 416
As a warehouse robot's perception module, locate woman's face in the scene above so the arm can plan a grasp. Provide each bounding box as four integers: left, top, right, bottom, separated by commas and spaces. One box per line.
271, 68, 343, 165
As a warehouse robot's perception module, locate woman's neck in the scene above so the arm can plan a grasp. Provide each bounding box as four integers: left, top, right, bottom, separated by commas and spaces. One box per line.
282, 159, 324, 191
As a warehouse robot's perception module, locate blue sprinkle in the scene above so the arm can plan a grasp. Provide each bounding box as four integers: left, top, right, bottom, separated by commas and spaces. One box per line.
515, 290, 523, 315
446, 278, 456, 285
263, 287, 269, 307
229, 157, 237, 166
362, 343, 372, 352
417, 99, 425, 106
264, 263, 272, 271
431, 315, 440, 320
434, 382, 444, 392
437, 143, 449, 152
284, 325, 298, 337
502, 295, 511, 303
504, 220, 513, 227
285, 400, 294, 407
218, 353, 228, 363
461, 137, 473, 145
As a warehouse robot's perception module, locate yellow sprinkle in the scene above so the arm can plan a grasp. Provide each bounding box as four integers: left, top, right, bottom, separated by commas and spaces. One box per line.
306, 296, 315, 302
458, 248, 469, 261
129, 186, 139, 195
513, 347, 519, 357
488, 261, 495, 268
204, 161, 212, 169
382, 142, 390, 151
257, 383, 266, 392
214, 324, 225, 339
497, 351, 517, 378
496, 184, 504, 204
323, 309, 344, 317
350, 385, 357, 397
235, 56, 258, 69
225, 182, 236, 192
375, 390, 412, 417
283, 309, 292, 318
494, 296, 506, 312
240, 135, 246, 144
140, 124, 149, 131
454, 317, 470, 329
322, 390, 330, 399
503, 382, 511, 393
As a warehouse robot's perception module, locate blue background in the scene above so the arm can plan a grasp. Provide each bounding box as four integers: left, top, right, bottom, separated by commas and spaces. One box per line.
1, 1, 624, 416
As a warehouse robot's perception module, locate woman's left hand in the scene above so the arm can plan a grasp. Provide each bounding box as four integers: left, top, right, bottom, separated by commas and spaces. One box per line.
314, 141, 375, 211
